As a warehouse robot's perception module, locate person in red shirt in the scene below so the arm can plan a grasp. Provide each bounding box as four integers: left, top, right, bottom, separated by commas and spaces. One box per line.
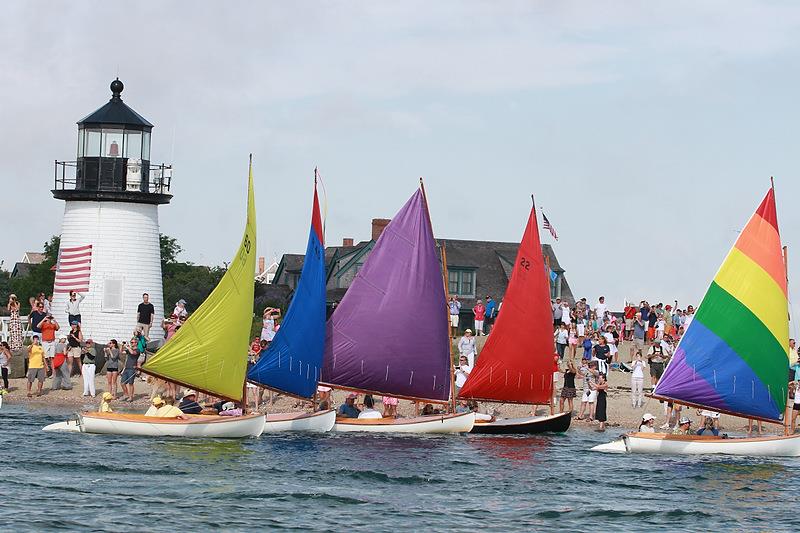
37, 314, 60, 375
623, 304, 636, 341
472, 300, 487, 336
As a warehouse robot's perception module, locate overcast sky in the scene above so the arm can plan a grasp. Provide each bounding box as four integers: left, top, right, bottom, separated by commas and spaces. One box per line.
3, 1, 800, 317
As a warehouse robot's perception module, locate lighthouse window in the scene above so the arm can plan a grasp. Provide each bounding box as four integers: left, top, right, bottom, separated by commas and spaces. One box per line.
142, 131, 151, 160
102, 278, 124, 313
103, 130, 124, 158
77, 129, 85, 157
85, 129, 102, 157
125, 131, 142, 159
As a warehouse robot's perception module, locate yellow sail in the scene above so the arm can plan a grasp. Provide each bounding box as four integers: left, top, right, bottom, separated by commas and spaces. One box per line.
143, 159, 257, 401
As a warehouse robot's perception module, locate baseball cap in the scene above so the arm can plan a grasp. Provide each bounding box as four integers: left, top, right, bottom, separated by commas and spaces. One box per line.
642, 413, 655, 422
679, 416, 691, 425
317, 385, 332, 393
347, 392, 358, 399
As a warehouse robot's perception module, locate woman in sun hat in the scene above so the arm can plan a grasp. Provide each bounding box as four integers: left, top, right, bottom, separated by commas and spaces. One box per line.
99, 391, 114, 413
639, 413, 656, 433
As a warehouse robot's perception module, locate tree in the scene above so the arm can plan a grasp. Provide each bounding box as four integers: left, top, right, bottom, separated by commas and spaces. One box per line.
160, 233, 183, 270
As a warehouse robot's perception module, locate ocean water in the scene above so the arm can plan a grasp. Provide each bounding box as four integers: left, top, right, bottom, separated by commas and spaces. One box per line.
4, 404, 798, 532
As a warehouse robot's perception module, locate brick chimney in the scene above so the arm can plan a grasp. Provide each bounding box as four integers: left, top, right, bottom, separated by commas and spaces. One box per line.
371, 218, 390, 241
342, 238, 354, 247
257, 256, 265, 274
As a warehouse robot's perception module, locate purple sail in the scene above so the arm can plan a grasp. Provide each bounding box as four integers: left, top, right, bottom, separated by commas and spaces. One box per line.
321, 188, 451, 402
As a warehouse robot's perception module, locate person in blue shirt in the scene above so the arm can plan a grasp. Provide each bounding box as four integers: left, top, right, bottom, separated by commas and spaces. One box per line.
179, 390, 203, 414
484, 296, 497, 333
338, 393, 361, 418
582, 337, 593, 361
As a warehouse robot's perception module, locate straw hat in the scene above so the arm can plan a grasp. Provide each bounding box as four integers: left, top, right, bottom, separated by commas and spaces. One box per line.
151, 396, 165, 406
642, 413, 655, 422
102, 392, 113, 401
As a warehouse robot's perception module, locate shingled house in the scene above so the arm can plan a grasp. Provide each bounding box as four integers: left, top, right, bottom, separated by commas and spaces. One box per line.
271, 219, 574, 327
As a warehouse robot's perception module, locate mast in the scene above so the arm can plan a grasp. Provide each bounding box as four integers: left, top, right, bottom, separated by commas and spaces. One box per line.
419, 177, 457, 413
784, 243, 790, 435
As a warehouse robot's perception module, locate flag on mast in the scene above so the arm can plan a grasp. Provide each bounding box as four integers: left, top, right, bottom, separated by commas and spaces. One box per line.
542, 212, 558, 240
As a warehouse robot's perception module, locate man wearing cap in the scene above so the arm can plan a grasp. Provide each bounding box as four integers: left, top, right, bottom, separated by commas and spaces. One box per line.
672, 416, 692, 435
317, 385, 332, 411
458, 329, 476, 367
179, 390, 203, 414
338, 393, 361, 418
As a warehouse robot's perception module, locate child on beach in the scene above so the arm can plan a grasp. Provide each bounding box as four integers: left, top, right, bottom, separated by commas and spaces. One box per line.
568, 324, 578, 358
582, 336, 593, 361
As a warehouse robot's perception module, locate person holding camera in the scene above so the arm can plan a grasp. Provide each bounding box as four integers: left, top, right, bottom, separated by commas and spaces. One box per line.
26, 335, 46, 397
37, 314, 59, 376
81, 339, 97, 397
120, 339, 139, 402
67, 322, 83, 377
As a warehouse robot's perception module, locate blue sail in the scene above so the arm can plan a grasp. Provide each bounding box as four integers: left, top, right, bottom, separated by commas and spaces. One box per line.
247, 184, 326, 398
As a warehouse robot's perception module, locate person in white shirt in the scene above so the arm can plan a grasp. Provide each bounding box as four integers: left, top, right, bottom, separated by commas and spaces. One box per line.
66, 291, 85, 325
639, 413, 656, 433
357, 395, 383, 419
594, 296, 608, 323
454, 355, 472, 392
458, 329, 477, 367
630, 353, 646, 408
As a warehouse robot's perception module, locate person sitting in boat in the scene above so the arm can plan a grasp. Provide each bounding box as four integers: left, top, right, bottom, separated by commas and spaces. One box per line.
99, 391, 114, 413
421, 403, 435, 416
317, 385, 332, 411
179, 390, 203, 415
638, 413, 656, 433
338, 393, 361, 418
672, 416, 692, 435
467, 400, 494, 422
456, 399, 471, 414
454, 355, 472, 394
219, 402, 243, 416
696, 409, 720, 436
357, 395, 382, 419
145, 396, 165, 416
156, 396, 189, 419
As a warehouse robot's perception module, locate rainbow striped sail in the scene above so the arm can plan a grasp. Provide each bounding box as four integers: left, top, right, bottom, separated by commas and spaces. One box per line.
654, 187, 789, 422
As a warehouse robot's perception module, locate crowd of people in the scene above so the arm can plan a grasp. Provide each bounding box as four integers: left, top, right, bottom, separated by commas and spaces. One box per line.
6, 290, 800, 435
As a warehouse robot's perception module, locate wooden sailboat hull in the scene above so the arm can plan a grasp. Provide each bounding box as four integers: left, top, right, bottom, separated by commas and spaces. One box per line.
470, 412, 571, 434
67, 412, 267, 438
592, 432, 800, 457
263, 409, 335, 433
332, 412, 475, 434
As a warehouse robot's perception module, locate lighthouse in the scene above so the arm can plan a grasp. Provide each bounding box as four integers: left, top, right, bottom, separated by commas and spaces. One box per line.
51, 79, 171, 343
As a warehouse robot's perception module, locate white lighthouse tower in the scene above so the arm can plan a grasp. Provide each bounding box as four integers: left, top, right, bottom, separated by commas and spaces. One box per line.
51, 79, 171, 343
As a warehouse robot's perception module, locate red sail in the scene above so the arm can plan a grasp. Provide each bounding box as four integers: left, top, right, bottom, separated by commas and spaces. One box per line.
458, 205, 554, 404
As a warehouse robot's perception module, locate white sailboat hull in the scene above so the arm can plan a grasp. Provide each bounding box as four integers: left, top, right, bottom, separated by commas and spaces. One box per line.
332, 412, 475, 434
54, 412, 267, 438
263, 409, 335, 433
592, 432, 800, 457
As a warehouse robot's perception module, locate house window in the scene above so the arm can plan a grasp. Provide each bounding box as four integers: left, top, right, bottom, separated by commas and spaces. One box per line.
448, 269, 476, 298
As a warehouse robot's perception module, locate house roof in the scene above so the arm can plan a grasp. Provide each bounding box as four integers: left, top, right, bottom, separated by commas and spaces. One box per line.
23, 252, 45, 264
11, 262, 34, 278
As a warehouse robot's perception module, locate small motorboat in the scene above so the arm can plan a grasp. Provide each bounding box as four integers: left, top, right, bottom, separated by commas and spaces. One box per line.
331, 411, 475, 434
470, 412, 571, 434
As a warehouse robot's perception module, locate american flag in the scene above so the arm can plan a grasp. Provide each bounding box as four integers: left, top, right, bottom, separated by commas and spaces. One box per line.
542, 212, 558, 240
54, 244, 92, 293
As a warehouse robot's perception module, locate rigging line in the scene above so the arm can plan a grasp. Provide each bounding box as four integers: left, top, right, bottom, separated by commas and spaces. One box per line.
316, 167, 328, 242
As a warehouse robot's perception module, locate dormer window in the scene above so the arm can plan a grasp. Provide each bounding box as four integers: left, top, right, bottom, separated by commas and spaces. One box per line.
448, 268, 476, 298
